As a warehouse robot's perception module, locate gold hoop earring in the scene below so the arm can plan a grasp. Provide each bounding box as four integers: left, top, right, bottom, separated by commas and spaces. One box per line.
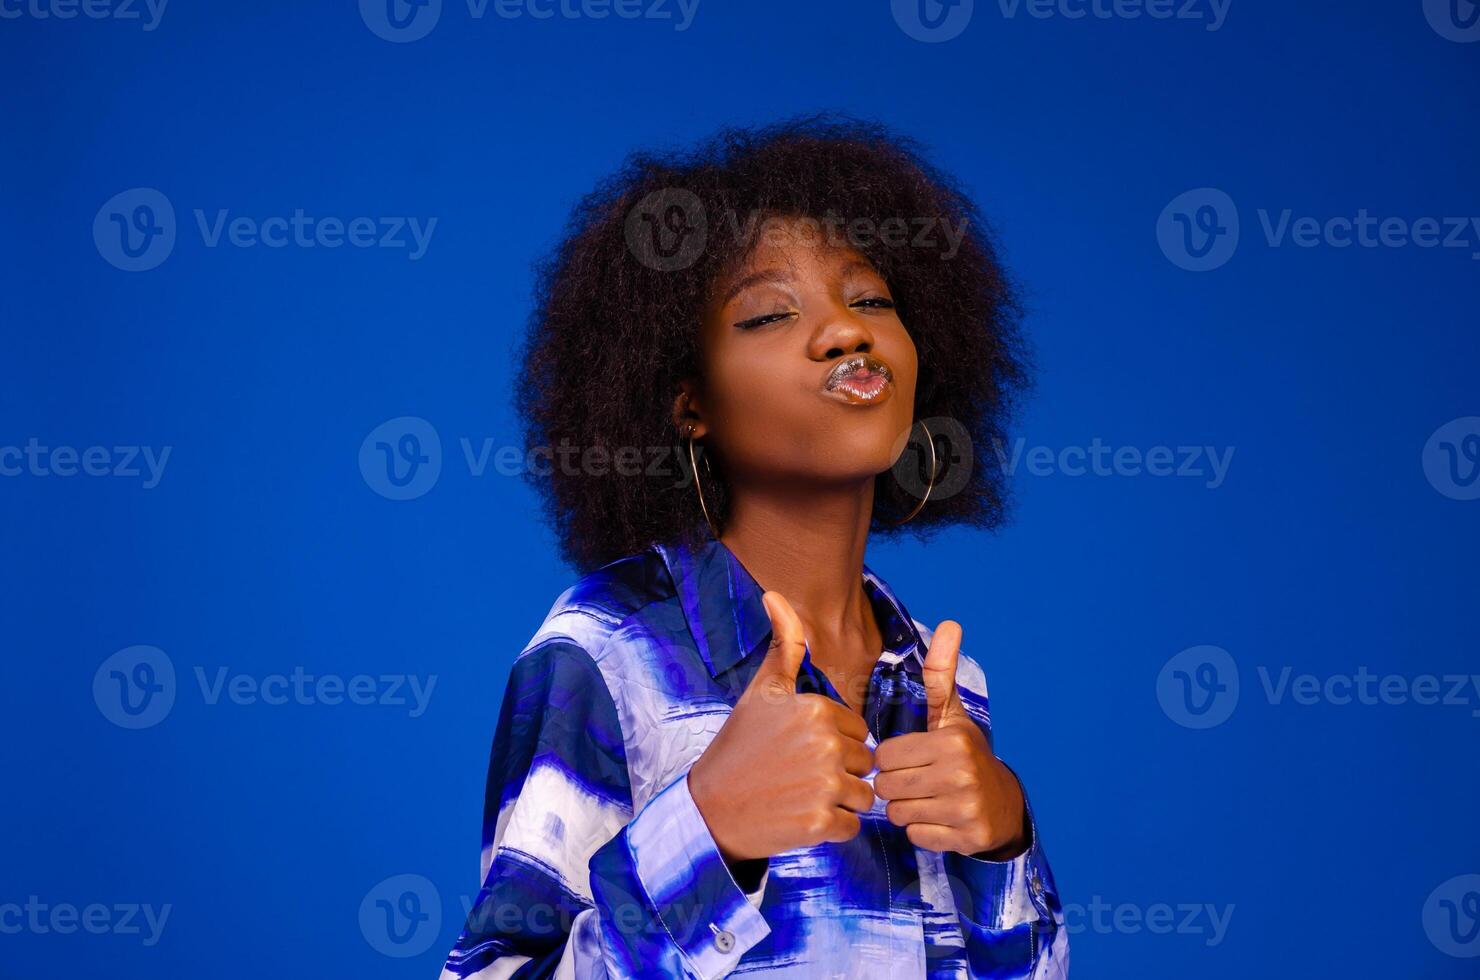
684, 425, 722, 539
879, 419, 937, 527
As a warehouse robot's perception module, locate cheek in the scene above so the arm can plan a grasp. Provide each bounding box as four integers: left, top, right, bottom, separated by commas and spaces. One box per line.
894, 334, 920, 397
703, 351, 806, 441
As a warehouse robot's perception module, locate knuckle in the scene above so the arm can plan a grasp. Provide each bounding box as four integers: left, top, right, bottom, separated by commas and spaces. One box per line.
830, 812, 861, 842
803, 728, 834, 755
800, 811, 830, 842
819, 771, 844, 797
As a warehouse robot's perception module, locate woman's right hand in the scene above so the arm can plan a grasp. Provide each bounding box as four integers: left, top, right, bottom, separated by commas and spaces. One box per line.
687, 590, 877, 863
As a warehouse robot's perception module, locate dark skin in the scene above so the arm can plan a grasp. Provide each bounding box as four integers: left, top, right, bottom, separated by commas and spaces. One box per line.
675, 217, 1029, 866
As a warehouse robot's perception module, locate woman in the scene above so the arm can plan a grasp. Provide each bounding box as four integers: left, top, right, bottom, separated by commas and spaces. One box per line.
441, 115, 1067, 979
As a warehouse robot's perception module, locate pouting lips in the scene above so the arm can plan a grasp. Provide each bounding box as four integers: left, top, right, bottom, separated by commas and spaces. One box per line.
823, 353, 895, 402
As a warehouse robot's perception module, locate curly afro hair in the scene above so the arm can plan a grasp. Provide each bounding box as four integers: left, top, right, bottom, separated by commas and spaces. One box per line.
515, 112, 1032, 573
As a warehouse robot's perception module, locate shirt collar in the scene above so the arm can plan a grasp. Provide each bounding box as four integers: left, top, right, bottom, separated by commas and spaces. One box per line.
654, 535, 928, 679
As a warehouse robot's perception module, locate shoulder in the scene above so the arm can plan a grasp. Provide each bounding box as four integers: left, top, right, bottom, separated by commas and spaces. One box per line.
517, 544, 679, 669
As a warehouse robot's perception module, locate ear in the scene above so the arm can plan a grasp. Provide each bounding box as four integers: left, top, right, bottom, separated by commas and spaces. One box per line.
672, 379, 707, 439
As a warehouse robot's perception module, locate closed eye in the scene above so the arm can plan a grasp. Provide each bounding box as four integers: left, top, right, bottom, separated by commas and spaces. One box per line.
734, 311, 795, 330
851, 297, 895, 311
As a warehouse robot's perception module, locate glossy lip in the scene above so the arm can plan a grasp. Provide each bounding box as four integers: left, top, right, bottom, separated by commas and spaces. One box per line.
821, 352, 895, 405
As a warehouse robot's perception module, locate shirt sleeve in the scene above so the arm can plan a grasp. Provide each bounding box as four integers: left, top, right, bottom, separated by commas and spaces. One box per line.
439, 638, 772, 980
942, 764, 1069, 979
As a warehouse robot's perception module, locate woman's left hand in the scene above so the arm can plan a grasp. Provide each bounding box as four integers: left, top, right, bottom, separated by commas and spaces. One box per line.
873, 620, 1029, 860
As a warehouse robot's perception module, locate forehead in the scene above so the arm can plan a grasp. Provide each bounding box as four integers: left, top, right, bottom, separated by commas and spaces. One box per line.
711, 217, 885, 303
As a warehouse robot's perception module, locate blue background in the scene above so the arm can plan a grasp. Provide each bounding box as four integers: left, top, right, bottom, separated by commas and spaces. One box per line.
2, 0, 1477, 976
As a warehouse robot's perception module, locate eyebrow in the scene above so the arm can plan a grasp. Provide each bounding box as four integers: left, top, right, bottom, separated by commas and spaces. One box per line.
717, 268, 793, 308
717, 259, 884, 308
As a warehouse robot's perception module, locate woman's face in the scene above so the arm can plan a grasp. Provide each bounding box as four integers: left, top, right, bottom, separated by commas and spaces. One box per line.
681, 216, 919, 495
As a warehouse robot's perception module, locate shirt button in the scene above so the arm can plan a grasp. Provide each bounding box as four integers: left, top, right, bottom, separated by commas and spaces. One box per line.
712, 927, 736, 953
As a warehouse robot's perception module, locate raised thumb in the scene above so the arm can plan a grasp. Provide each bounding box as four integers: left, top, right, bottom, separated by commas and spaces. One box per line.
754, 590, 807, 688
922, 620, 963, 730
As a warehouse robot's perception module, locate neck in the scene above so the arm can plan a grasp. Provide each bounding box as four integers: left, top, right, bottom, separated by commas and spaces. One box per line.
718, 477, 877, 651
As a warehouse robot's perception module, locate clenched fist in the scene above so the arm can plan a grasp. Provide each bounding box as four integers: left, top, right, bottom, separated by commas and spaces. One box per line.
874, 620, 1028, 859
687, 590, 876, 863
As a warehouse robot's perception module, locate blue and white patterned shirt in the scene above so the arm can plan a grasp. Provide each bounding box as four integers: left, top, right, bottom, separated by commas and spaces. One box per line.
441, 535, 1067, 978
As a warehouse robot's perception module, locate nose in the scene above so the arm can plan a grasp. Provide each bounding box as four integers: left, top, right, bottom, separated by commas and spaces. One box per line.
806, 302, 875, 362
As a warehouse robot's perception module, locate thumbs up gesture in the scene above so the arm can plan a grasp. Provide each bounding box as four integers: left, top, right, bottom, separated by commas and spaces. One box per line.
874, 621, 1029, 858
687, 591, 877, 863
